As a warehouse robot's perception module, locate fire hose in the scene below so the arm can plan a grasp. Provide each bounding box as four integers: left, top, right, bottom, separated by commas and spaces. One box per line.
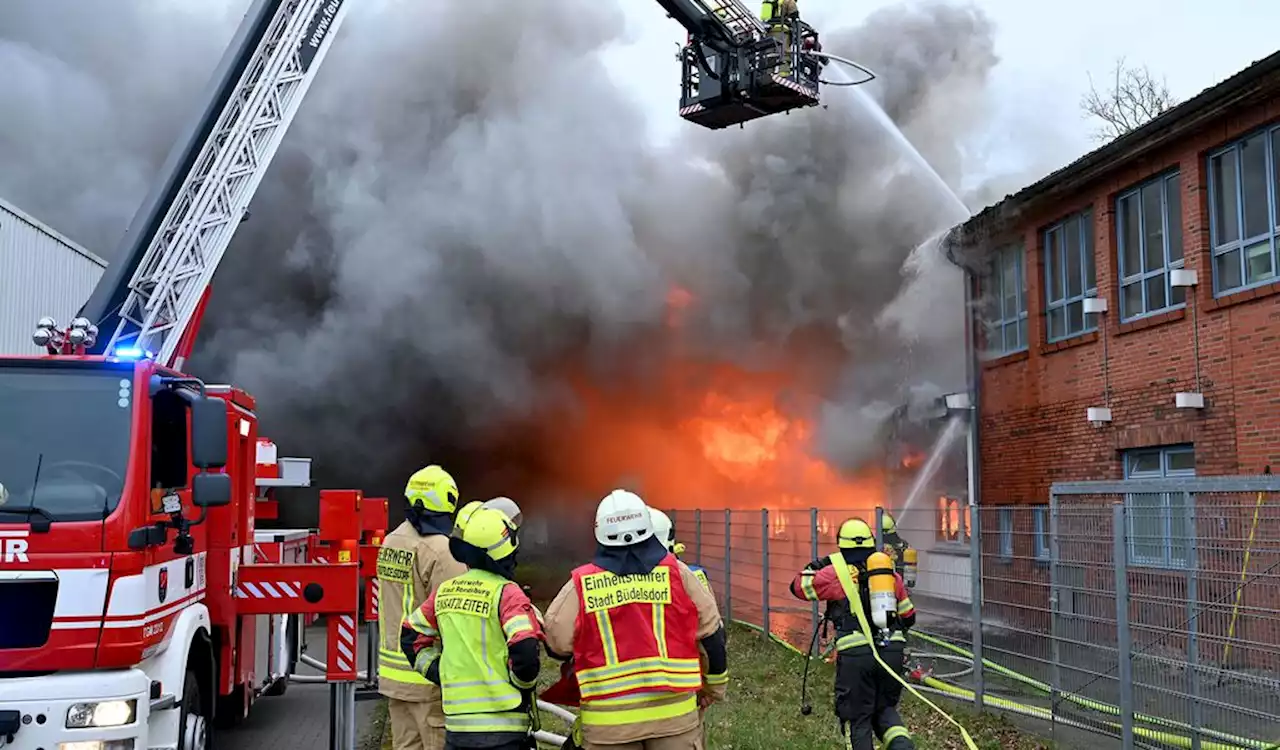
907, 630, 1275, 749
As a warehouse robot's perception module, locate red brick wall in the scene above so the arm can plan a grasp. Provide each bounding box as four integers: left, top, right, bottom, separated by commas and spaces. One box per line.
973, 94, 1280, 670
978, 94, 1280, 504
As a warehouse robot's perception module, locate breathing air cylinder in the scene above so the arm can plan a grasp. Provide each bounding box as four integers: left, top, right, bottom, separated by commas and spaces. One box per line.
865, 551, 897, 630
902, 547, 918, 589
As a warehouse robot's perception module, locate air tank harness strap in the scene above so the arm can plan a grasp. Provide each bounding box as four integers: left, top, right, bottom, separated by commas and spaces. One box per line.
829, 553, 979, 750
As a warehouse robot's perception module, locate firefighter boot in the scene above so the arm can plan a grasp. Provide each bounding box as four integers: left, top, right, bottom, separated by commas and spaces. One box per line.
882, 726, 915, 750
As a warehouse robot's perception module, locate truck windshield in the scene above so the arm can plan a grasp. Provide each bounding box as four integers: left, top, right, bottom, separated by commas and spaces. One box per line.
0, 364, 134, 523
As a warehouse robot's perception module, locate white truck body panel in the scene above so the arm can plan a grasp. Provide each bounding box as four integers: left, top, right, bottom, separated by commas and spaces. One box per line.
0, 196, 105, 356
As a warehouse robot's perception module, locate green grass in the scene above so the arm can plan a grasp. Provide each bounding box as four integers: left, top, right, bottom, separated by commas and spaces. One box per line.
380, 622, 1051, 750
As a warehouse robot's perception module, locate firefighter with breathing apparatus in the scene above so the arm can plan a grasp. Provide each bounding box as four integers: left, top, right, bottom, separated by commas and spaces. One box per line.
377, 465, 469, 750
543, 490, 729, 749
880, 512, 917, 589
402, 505, 544, 750
790, 518, 917, 750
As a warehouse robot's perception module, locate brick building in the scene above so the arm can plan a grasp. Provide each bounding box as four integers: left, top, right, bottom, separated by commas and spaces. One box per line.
945, 52, 1280, 668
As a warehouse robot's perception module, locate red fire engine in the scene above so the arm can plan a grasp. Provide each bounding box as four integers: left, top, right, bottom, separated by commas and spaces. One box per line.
0, 2, 380, 750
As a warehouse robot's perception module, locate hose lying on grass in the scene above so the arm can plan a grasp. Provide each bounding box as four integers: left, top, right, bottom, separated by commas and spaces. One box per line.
908, 630, 1274, 750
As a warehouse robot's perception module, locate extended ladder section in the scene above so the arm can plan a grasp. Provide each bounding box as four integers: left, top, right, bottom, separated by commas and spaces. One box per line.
92, 0, 351, 365
693, 0, 764, 42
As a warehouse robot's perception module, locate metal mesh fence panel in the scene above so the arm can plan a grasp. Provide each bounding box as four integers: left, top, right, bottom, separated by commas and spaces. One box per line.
666, 476, 1280, 750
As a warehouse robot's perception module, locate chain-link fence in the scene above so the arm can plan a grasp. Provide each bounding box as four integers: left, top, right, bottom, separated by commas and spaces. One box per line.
664, 476, 1280, 749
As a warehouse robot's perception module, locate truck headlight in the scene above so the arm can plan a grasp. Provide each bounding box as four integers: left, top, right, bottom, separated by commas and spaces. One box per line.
66, 700, 137, 728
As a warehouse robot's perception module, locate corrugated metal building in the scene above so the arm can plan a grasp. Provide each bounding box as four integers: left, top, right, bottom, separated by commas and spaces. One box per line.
0, 195, 106, 355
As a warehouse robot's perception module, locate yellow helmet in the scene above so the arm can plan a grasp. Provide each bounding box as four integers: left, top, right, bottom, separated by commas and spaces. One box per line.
482, 496, 523, 529
452, 500, 484, 538
838, 518, 876, 549
404, 465, 459, 513
881, 511, 897, 534
462, 507, 519, 562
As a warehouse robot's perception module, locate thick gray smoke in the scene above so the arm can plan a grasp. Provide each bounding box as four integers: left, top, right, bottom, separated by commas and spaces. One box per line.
1, 0, 1023, 501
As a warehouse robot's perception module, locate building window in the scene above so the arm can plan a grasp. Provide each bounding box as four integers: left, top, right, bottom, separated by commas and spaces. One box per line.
984, 245, 1028, 355
1208, 125, 1280, 294
1118, 173, 1185, 319
1044, 211, 1097, 340
1123, 445, 1195, 568
937, 495, 968, 544
997, 508, 1013, 561
1032, 507, 1050, 562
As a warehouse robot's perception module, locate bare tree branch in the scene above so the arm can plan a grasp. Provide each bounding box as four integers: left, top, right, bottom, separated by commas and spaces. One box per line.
1081, 57, 1178, 143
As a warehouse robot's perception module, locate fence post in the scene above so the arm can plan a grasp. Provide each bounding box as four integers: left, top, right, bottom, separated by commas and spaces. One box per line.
694, 509, 703, 567
1049, 492, 1062, 736
970, 503, 984, 710
874, 506, 884, 550
1184, 491, 1202, 750
1113, 502, 1135, 750
724, 510, 733, 621
762, 508, 771, 641
810, 507, 819, 635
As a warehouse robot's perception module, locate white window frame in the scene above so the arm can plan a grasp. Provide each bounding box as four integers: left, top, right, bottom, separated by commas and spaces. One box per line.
1123, 445, 1195, 569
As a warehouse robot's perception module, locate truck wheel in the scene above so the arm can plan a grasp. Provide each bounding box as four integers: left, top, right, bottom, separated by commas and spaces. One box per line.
179, 669, 209, 750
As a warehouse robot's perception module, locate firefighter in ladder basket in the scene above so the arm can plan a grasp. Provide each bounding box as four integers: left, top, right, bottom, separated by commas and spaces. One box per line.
761, 0, 800, 75
790, 518, 917, 750
543, 490, 730, 749
402, 506, 544, 750
378, 465, 469, 750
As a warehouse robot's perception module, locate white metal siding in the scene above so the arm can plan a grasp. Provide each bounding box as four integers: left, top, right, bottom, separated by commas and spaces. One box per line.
0, 196, 106, 356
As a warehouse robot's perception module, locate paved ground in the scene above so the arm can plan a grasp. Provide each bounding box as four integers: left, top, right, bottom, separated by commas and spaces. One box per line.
221, 620, 384, 750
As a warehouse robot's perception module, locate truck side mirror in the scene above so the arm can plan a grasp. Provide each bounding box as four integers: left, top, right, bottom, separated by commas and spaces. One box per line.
192, 472, 233, 508
191, 396, 229, 469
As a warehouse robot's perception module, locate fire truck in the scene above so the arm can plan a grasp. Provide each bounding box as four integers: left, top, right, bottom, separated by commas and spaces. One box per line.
0, 1, 843, 749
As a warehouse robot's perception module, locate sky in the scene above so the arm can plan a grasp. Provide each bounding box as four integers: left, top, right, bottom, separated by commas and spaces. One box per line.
603, 0, 1280, 193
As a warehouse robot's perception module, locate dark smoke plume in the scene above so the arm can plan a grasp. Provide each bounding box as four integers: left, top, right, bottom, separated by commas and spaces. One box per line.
1, 0, 1050, 509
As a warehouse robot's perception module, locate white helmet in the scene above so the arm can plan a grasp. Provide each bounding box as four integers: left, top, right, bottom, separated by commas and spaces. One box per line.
483, 496, 523, 529
594, 489, 654, 546
649, 508, 676, 552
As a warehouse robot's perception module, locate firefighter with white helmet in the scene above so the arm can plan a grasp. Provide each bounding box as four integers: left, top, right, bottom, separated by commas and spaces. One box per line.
402, 507, 544, 750
649, 508, 711, 593
543, 490, 729, 749
790, 517, 917, 750
377, 465, 469, 750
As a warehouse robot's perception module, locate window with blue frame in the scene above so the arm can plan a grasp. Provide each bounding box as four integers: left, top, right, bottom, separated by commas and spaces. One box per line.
997, 508, 1013, 561
1117, 173, 1185, 319
1044, 211, 1098, 340
1208, 124, 1280, 294
984, 244, 1028, 355
1032, 507, 1050, 562
1123, 445, 1195, 568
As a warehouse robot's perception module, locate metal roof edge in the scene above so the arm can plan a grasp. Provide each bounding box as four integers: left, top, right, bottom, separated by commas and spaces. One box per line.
0, 193, 108, 269
952, 50, 1280, 253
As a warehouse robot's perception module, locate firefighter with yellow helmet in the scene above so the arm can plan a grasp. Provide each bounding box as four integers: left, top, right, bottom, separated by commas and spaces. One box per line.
880, 512, 918, 589
402, 506, 543, 750
377, 465, 469, 750
790, 518, 917, 750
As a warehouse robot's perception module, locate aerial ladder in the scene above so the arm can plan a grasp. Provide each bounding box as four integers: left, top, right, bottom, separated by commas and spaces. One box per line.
656, 0, 830, 129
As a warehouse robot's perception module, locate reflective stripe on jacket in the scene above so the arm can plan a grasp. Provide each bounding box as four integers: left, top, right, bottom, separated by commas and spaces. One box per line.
571, 554, 702, 726
376, 523, 463, 700
434, 569, 529, 734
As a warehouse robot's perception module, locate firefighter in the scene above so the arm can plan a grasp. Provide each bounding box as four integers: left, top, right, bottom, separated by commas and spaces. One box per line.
401, 507, 543, 750
760, 0, 800, 75
648, 508, 711, 594
377, 465, 469, 750
881, 512, 917, 589
790, 518, 917, 750
544, 489, 729, 749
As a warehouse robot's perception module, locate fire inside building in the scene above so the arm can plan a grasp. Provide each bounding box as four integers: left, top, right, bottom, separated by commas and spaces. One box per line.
948, 50, 1280, 666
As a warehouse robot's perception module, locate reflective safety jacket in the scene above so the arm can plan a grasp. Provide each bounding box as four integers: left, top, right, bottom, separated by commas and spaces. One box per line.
404, 568, 542, 734
789, 553, 915, 652
376, 522, 466, 701
571, 555, 703, 726
687, 564, 711, 593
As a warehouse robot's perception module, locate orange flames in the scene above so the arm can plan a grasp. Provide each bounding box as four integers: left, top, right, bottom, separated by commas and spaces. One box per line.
507, 285, 887, 519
